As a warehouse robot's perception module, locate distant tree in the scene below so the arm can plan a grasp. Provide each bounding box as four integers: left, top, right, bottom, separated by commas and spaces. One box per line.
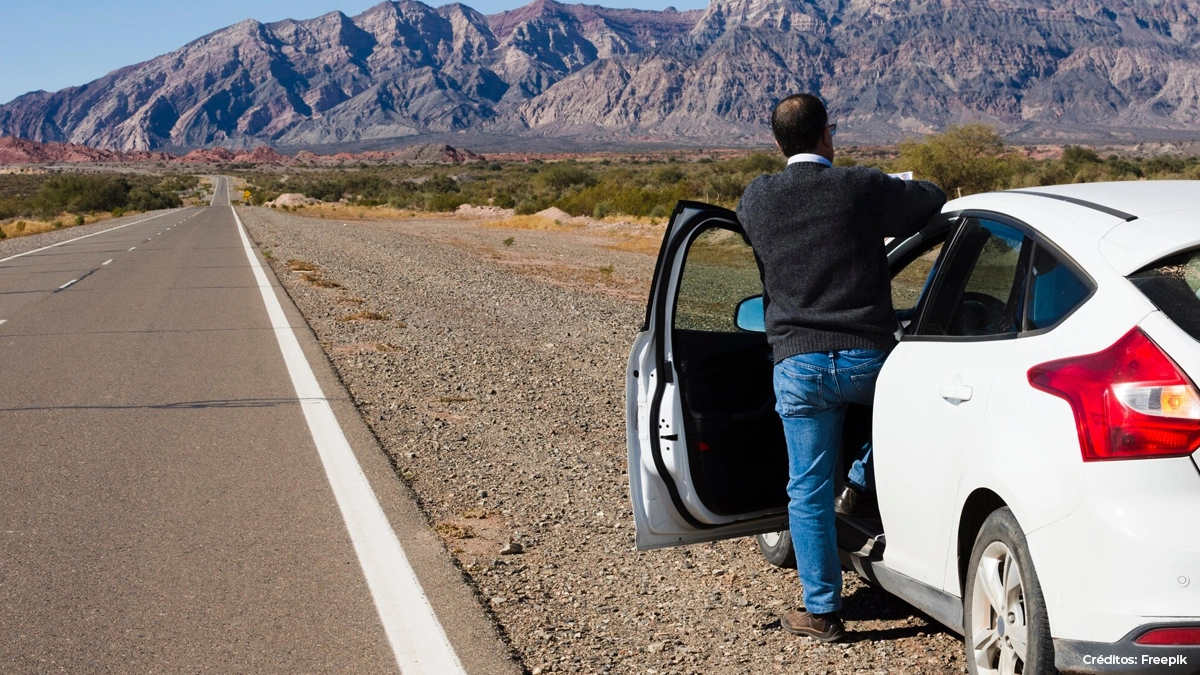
897, 124, 1017, 196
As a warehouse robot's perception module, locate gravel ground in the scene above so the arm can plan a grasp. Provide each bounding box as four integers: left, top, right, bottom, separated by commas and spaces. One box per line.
239, 208, 969, 675
0, 208, 181, 260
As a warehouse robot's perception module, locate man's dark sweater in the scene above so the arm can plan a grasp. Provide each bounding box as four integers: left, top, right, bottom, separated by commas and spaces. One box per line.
736, 162, 947, 361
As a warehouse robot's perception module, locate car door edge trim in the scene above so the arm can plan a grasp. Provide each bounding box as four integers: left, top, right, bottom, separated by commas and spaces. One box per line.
648, 203, 742, 530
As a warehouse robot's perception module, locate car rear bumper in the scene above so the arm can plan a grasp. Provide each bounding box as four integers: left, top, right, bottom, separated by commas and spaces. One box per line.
1025, 456, 1200, 643
1056, 625, 1200, 674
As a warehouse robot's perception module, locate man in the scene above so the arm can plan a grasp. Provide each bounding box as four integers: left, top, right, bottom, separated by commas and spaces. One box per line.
736, 94, 946, 642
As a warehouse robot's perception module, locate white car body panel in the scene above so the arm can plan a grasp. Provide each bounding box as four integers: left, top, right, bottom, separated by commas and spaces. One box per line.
1026, 453, 1200, 642
874, 339, 1011, 591
1102, 209, 1200, 275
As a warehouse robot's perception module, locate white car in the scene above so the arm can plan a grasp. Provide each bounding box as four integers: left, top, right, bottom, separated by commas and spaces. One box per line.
626, 182, 1200, 675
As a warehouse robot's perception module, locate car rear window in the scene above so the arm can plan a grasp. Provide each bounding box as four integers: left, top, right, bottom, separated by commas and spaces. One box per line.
1128, 249, 1200, 341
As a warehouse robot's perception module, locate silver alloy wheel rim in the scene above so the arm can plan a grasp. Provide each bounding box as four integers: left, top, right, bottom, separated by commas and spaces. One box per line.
761, 531, 782, 547
971, 541, 1028, 675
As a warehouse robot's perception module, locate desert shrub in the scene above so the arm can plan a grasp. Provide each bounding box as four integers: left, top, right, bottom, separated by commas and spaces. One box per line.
1061, 146, 1101, 167
0, 198, 21, 220
421, 174, 459, 194
493, 193, 516, 209
536, 164, 598, 191
515, 197, 552, 215
707, 175, 749, 203
651, 165, 686, 185
897, 124, 1016, 196
34, 175, 131, 215
426, 192, 467, 212
128, 188, 182, 211
738, 152, 786, 175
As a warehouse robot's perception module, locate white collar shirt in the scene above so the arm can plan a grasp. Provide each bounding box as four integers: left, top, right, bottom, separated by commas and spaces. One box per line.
787, 153, 833, 168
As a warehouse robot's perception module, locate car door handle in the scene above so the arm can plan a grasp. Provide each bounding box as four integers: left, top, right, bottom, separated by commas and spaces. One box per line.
940, 384, 974, 403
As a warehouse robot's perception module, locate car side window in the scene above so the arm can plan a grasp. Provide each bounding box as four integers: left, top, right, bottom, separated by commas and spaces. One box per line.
892, 241, 944, 314
1025, 244, 1090, 330
919, 218, 1027, 337
674, 227, 764, 332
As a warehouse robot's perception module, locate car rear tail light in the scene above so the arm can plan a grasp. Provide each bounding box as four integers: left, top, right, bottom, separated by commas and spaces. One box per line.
1028, 328, 1200, 461
1136, 627, 1200, 645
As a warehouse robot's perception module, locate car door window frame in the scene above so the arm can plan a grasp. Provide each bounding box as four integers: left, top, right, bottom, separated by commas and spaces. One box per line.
646, 202, 746, 530
886, 215, 958, 321
904, 210, 1095, 341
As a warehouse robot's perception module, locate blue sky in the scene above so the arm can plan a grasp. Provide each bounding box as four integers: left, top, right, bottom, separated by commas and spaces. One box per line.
0, 0, 708, 105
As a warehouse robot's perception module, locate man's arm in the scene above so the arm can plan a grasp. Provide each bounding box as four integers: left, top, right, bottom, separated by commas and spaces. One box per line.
876, 173, 948, 240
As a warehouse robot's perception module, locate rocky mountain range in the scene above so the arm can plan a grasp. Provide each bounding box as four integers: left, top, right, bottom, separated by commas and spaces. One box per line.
4, 0, 1200, 151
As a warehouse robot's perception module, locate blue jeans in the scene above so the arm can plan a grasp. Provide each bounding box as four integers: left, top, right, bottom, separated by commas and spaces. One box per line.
773, 348, 885, 614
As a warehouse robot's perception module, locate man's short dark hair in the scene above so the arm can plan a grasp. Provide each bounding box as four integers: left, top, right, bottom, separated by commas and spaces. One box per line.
771, 94, 828, 157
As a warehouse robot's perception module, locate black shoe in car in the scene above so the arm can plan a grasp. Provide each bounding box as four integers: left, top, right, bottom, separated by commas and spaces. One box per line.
834, 483, 874, 517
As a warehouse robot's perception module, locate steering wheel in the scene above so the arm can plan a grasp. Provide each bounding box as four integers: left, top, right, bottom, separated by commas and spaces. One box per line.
955, 292, 1008, 335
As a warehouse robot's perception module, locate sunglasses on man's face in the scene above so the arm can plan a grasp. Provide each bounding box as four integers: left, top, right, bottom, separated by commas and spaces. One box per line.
828, 123, 838, 137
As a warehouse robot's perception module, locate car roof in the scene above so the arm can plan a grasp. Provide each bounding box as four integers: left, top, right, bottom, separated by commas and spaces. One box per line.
1008, 181, 1200, 220
946, 181, 1200, 276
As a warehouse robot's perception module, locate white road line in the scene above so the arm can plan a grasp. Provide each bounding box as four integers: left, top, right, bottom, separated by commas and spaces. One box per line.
0, 210, 183, 264
231, 206, 467, 675
0, 319, 6, 326
59, 279, 78, 290
102, 259, 113, 266
129, 247, 136, 251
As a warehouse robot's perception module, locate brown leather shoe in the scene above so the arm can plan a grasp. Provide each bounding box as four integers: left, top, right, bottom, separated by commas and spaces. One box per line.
780, 610, 846, 642
834, 483, 873, 517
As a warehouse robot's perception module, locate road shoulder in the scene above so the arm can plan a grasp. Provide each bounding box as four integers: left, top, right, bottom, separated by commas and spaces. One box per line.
234, 206, 524, 675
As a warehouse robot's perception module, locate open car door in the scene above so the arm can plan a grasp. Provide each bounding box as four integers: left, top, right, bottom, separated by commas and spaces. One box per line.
627, 201, 789, 550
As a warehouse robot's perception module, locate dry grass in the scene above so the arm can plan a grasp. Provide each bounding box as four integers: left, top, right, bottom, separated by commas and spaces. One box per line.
336, 310, 389, 322
375, 342, 399, 352
305, 274, 343, 288
0, 212, 120, 240
460, 508, 489, 519
274, 203, 441, 222
287, 259, 319, 272
603, 234, 662, 255
482, 215, 584, 232
433, 522, 476, 539
338, 296, 365, 305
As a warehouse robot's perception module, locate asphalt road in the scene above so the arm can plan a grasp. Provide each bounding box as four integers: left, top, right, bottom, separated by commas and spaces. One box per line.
0, 179, 517, 674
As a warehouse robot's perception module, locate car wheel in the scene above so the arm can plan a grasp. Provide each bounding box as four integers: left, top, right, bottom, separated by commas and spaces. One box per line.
756, 530, 796, 569
964, 507, 1055, 675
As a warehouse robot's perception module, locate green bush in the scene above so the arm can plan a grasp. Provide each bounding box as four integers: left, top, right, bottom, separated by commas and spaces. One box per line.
34, 175, 131, 216
426, 192, 467, 212
739, 152, 786, 175
536, 164, 598, 191
897, 124, 1016, 196
74, 214, 85, 226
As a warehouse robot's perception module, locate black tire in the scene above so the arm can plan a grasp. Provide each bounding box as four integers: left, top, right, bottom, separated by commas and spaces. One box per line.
964, 507, 1056, 675
756, 530, 796, 569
